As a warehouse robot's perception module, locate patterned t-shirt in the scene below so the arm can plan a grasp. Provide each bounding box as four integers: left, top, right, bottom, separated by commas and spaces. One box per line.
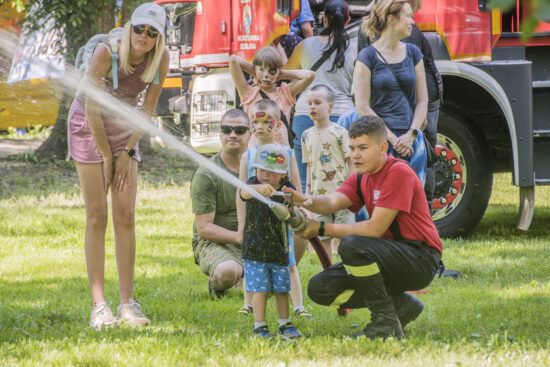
242, 176, 295, 265
302, 123, 351, 195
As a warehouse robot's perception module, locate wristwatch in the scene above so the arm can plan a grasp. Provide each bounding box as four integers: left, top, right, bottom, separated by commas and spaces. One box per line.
318, 221, 326, 237
124, 147, 136, 157
410, 128, 419, 138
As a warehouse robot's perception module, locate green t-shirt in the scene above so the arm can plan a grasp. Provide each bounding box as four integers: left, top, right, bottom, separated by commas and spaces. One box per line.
191, 153, 239, 245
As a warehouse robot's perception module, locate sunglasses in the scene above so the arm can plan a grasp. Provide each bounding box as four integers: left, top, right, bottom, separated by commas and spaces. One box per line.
132, 25, 160, 38
221, 125, 249, 135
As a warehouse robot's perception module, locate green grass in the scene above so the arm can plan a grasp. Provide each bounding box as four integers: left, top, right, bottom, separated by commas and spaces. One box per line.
1, 162, 549, 366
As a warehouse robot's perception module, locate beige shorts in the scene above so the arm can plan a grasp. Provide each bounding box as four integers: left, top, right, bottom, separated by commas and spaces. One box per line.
193, 237, 243, 277
314, 209, 355, 240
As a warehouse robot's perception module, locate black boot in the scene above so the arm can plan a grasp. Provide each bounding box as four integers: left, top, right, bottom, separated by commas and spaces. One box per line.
392, 293, 424, 330
352, 296, 404, 340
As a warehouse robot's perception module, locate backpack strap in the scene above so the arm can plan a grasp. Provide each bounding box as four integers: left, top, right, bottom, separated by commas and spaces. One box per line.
108, 37, 119, 89
154, 67, 160, 85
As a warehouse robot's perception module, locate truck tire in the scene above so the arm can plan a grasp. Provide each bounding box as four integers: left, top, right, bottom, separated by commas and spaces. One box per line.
432, 106, 493, 238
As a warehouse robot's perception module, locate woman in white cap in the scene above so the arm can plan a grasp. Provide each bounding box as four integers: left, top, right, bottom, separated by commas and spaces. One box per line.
66, 2, 168, 329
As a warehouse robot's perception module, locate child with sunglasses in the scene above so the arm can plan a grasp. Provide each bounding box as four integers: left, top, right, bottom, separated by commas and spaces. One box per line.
236, 99, 312, 320
229, 46, 315, 148
66, 2, 169, 330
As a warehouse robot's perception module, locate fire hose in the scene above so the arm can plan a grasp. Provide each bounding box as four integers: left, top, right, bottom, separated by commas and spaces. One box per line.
269, 199, 350, 316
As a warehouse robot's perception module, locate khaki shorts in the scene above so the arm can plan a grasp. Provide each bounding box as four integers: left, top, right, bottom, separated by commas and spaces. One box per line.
314, 209, 355, 240
193, 237, 243, 277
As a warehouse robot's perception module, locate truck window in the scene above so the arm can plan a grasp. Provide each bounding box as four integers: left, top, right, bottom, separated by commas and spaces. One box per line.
163, 3, 197, 54
277, 0, 292, 16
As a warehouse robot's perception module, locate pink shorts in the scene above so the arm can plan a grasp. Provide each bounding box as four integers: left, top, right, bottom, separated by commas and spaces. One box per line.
66, 99, 141, 163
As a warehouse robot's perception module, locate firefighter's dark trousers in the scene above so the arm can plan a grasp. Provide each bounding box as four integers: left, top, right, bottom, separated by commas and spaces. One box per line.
308, 235, 441, 309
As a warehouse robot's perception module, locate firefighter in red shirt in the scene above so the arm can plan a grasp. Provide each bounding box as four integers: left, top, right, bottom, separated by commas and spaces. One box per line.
283, 115, 442, 340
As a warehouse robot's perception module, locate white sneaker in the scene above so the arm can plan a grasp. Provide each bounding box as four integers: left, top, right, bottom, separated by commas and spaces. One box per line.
117, 298, 150, 326
90, 302, 118, 330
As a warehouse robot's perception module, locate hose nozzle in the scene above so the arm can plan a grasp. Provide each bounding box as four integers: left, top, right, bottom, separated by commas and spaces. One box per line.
269, 201, 309, 233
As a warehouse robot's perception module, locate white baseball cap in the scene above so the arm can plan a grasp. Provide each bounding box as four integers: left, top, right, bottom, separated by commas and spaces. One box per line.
131, 2, 166, 34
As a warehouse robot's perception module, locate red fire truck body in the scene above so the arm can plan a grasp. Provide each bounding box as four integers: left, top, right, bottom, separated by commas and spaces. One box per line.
154, 0, 298, 152
155, 0, 550, 238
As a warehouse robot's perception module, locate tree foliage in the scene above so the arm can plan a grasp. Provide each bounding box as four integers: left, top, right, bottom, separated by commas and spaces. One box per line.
3, 0, 146, 160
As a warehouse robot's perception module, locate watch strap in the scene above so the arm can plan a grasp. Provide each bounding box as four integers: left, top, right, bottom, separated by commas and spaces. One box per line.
318, 221, 325, 237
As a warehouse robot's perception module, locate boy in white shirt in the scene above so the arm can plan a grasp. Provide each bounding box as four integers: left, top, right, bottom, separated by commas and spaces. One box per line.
302, 85, 355, 256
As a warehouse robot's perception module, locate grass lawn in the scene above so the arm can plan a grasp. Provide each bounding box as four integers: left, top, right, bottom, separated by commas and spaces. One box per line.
1, 152, 549, 366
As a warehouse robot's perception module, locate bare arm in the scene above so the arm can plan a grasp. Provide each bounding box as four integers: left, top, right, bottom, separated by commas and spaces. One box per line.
305, 163, 311, 196
305, 206, 398, 239
289, 152, 302, 194
85, 44, 113, 160
195, 212, 241, 245
284, 41, 303, 70
281, 186, 352, 214
123, 48, 170, 150
229, 54, 255, 99
301, 21, 314, 38
236, 152, 249, 240
353, 61, 399, 146
278, 68, 315, 98
393, 59, 428, 154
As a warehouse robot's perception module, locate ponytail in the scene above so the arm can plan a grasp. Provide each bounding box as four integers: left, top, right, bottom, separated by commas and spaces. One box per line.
320, 0, 350, 73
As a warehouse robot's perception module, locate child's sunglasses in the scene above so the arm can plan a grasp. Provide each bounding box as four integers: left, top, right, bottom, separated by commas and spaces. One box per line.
220, 125, 249, 135
132, 25, 160, 38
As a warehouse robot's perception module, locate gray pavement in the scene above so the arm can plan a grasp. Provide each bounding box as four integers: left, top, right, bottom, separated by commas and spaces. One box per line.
0, 139, 44, 158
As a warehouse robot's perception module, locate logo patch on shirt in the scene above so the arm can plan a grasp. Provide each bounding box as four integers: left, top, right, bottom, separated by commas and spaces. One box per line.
373, 190, 380, 202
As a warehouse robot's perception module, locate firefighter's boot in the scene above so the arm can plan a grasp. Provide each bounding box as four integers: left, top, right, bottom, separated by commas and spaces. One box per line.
352, 296, 404, 340
392, 292, 424, 330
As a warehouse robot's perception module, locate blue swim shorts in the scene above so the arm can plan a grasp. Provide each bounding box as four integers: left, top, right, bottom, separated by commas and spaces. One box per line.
243, 259, 290, 293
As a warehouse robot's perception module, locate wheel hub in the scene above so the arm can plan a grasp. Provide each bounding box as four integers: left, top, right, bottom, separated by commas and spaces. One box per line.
432, 135, 466, 220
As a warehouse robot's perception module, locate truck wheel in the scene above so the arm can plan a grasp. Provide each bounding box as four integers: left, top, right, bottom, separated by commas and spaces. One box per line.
432, 107, 493, 238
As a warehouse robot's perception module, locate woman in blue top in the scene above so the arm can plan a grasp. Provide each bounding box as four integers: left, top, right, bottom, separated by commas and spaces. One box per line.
353, 0, 428, 162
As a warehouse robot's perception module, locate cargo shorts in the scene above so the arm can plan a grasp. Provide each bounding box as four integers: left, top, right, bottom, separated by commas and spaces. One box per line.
192, 237, 243, 277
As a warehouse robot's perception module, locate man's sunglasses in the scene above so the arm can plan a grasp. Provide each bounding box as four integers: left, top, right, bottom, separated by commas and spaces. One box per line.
132, 25, 160, 38
221, 125, 249, 135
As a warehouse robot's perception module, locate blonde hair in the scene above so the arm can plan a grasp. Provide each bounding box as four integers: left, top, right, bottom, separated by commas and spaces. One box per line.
119, 21, 165, 83
252, 46, 283, 70
362, 0, 409, 41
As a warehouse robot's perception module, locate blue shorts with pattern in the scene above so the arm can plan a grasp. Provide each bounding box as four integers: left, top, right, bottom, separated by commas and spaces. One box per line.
243, 259, 291, 293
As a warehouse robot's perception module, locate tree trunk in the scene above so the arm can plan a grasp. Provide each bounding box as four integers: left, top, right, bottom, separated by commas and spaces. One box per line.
35, 90, 70, 160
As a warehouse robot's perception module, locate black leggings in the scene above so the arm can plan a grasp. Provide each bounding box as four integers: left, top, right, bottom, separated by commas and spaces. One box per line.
308, 235, 441, 308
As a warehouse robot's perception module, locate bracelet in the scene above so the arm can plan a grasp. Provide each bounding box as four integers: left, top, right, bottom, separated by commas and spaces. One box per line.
318, 221, 325, 237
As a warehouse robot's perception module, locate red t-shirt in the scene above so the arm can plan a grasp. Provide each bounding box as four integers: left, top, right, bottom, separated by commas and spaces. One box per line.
336, 155, 442, 253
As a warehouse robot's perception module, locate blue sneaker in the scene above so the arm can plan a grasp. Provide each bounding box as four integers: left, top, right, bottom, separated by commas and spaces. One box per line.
253, 325, 271, 338
278, 322, 303, 340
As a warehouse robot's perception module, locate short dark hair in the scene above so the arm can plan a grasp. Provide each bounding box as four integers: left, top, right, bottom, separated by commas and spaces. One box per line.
249, 99, 282, 120
309, 84, 335, 103
221, 109, 249, 124
349, 115, 387, 142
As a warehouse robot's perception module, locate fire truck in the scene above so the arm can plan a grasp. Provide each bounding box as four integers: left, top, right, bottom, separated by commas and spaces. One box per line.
154, 0, 550, 239
153, 0, 300, 151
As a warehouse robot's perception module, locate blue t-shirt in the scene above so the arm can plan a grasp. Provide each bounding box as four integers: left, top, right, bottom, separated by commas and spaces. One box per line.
356, 43, 423, 131
290, 0, 314, 35
337, 108, 361, 130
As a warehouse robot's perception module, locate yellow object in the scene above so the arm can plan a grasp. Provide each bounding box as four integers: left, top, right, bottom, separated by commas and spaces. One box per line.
0, 79, 59, 130
329, 289, 355, 308
345, 263, 380, 277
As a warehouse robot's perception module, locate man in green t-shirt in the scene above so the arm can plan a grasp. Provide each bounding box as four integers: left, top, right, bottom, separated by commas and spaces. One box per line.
190, 109, 251, 298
